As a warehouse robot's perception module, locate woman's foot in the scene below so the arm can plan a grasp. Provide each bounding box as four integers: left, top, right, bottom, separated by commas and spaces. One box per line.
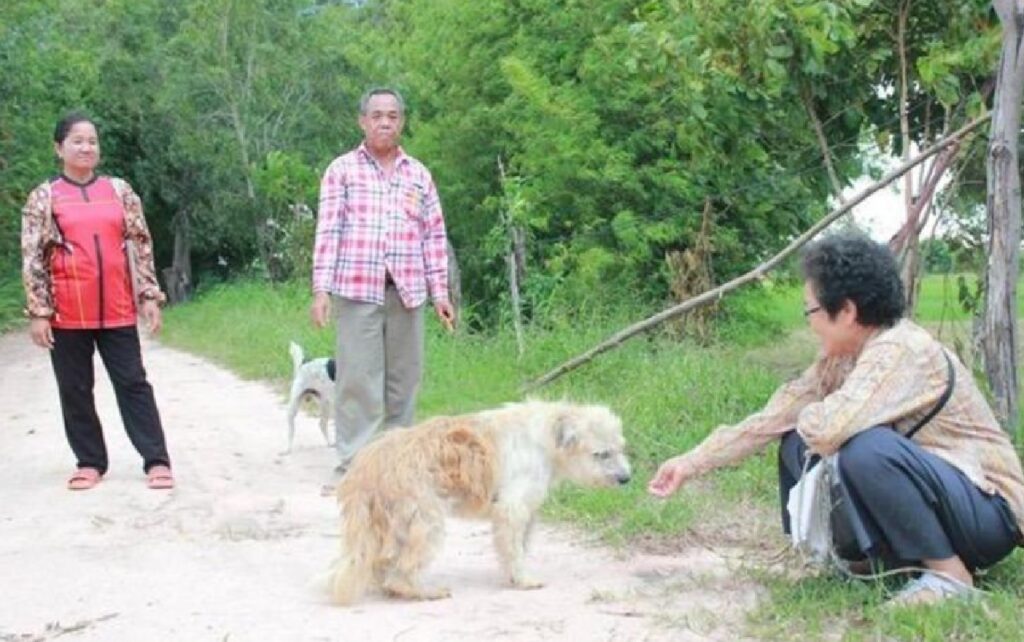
146, 465, 175, 490
67, 467, 102, 491
886, 571, 978, 607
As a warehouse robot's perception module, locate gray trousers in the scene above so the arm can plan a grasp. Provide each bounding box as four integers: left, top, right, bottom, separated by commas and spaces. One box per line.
332, 287, 424, 467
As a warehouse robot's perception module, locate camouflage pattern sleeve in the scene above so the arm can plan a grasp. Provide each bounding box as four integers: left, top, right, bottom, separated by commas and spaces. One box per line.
20, 183, 55, 318
115, 178, 166, 305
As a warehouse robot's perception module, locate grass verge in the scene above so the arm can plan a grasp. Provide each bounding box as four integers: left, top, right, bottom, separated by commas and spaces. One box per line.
159, 274, 1024, 639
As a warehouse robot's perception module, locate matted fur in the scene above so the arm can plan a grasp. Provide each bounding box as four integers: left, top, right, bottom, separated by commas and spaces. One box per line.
329, 400, 631, 604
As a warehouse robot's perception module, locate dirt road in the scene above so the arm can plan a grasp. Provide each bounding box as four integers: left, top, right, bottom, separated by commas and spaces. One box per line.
0, 329, 760, 641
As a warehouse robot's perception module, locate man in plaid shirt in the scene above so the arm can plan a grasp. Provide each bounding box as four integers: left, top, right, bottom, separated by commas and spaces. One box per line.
311, 87, 455, 473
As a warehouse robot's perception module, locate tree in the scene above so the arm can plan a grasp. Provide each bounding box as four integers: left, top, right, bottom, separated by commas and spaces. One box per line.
0, 0, 103, 275
981, 0, 1024, 434
0, 0, 1003, 330
852, 1, 998, 312
156, 0, 362, 282
356, 0, 877, 320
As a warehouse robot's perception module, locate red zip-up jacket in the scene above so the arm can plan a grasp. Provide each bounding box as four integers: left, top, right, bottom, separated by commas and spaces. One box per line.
48, 175, 137, 329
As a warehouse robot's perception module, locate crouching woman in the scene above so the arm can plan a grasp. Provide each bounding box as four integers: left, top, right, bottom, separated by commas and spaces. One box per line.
648, 233, 1024, 606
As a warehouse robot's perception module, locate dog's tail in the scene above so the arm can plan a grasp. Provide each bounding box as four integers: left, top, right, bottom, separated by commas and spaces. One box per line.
328, 495, 380, 604
289, 341, 304, 377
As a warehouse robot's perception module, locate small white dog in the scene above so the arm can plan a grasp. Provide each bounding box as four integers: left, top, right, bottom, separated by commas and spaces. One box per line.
285, 341, 335, 453
327, 400, 631, 604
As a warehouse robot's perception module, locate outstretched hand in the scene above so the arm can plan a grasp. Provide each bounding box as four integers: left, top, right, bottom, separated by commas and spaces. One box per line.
647, 455, 699, 498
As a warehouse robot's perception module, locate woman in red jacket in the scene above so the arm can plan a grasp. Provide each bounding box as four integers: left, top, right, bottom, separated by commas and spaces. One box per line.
21, 112, 173, 491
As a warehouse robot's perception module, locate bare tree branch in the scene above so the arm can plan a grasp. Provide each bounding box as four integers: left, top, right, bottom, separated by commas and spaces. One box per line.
525, 114, 991, 391
890, 141, 960, 252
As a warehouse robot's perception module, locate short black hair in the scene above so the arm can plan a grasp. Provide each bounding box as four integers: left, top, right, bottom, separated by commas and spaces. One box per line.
801, 233, 905, 327
53, 111, 96, 144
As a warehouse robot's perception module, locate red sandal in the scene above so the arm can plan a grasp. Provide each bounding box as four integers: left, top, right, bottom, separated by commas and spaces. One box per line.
146, 465, 175, 490
67, 467, 102, 491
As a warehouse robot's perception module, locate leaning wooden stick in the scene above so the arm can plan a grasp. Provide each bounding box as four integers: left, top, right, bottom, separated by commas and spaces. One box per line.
525, 113, 991, 391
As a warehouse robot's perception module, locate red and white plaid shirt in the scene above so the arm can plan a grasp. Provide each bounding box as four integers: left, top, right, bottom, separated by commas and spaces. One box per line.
313, 143, 449, 308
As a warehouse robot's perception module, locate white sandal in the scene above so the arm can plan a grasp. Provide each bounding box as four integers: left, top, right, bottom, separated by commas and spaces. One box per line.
887, 571, 979, 607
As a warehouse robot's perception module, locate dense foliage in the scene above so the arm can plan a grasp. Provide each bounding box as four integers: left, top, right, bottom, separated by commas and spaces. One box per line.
0, 0, 999, 326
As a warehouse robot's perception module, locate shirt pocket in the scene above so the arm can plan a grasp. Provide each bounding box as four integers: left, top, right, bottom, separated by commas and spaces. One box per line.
400, 182, 426, 224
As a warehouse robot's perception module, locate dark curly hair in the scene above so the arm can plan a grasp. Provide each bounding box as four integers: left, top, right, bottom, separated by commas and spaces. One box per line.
801, 233, 905, 328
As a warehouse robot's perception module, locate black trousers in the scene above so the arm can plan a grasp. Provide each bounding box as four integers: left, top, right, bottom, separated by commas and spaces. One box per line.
50, 326, 170, 475
779, 427, 1020, 571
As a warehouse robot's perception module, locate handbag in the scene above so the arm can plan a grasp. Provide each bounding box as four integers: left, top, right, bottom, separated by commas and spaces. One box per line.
787, 351, 956, 564
787, 452, 838, 562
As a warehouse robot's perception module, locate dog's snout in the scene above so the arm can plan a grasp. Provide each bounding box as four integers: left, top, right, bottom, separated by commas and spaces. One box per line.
616, 472, 631, 485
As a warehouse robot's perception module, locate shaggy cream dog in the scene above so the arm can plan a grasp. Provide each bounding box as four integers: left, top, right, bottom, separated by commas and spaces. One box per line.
328, 400, 631, 604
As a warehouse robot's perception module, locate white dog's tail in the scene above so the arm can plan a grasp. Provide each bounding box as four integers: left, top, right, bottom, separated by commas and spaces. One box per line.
288, 341, 304, 377
329, 498, 379, 604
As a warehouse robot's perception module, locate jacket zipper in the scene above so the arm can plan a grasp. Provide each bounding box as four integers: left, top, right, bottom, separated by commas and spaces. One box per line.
94, 234, 105, 329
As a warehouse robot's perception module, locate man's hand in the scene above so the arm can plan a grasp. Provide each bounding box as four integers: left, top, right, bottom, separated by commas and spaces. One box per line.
647, 455, 700, 498
29, 317, 54, 349
311, 292, 331, 329
434, 299, 455, 333
140, 300, 162, 335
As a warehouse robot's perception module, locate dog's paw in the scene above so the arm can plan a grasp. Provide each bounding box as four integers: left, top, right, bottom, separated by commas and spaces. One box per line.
421, 585, 452, 600
510, 575, 545, 590
384, 583, 452, 601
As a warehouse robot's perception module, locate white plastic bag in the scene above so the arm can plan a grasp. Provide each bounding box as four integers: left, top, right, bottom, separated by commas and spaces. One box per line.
787, 453, 839, 563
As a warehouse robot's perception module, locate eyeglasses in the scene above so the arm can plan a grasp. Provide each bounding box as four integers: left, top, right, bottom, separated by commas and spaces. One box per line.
803, 305, 822, 317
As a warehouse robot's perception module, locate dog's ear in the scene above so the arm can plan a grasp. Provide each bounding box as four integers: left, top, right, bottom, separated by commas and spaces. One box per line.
555, 414, 578, 449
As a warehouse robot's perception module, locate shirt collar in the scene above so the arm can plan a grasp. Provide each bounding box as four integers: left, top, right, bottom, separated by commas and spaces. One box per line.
59, 173, 99, 188
861, 319, 901, 352
357, 142, 409, 168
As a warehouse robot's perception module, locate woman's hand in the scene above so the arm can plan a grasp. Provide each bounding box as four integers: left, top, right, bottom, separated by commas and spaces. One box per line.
647, 455, 700, 498
140, 300, 162, 335
29, 317, 54, 349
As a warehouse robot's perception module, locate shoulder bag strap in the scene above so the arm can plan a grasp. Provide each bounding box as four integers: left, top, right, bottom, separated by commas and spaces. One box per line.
905, 350, 955, 440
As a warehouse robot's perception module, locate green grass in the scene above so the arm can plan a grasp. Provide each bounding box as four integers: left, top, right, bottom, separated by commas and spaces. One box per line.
158, 274, 1024, 639
161, 278, 800, 543
746, 549, 1024, 641
159, 278, 798, 544
914, 273, 977, 323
